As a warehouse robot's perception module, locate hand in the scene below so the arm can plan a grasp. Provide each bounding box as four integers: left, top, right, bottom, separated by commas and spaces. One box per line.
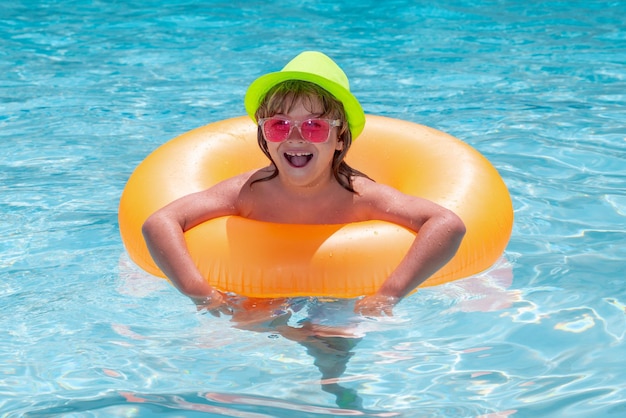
192, 290, 234, 317
354, 294, 399, 317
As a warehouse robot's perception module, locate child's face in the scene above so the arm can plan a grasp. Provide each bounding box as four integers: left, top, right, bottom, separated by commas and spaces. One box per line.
265, 96, 343, 188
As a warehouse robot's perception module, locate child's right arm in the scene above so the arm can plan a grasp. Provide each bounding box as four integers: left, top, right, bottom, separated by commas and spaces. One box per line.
141, 176, 246, 315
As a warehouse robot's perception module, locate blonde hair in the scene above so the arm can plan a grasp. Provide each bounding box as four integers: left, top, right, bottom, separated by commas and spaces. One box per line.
253, 80, 370, 192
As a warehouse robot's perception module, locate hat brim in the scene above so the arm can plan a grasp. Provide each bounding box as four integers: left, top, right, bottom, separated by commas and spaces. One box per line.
244, 70, 365, 139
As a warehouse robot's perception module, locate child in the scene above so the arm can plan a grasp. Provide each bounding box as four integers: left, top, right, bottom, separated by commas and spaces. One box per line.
142, 51, 466, 317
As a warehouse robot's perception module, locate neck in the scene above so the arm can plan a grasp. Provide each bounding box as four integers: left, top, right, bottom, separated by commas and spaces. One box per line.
277, 171, 340, 198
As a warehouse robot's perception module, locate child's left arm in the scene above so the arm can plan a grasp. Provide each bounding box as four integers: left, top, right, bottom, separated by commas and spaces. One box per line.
353, 182, 466, 316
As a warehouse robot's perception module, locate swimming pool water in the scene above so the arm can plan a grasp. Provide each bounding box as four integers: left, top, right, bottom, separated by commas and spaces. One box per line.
2, 0, 625, 416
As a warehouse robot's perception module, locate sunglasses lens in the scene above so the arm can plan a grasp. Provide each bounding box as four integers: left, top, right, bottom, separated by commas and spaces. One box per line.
262, 118, 292, 142
300, 119, 331, 143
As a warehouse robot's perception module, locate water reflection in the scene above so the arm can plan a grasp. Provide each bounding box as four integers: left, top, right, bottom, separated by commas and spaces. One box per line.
229, 297, 365, 409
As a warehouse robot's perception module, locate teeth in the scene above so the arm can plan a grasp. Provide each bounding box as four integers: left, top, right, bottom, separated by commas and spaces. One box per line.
284, 151, 313, 168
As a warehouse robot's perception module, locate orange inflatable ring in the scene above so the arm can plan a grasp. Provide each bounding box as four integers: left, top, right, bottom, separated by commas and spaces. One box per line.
118, 115, 513, 298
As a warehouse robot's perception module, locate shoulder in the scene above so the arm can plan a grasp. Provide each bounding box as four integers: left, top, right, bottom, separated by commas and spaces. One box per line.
350, 176, 400, 220
182, 169, 267, 216
351, 176, 448, 227
207, 168, 271, 195
352, 176, 404, 202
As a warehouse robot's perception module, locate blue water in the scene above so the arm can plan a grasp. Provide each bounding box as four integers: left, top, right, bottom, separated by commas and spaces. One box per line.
2, 0, 625, 416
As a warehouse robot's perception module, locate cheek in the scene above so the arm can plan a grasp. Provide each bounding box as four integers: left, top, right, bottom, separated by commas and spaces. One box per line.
265, 143, 281, 160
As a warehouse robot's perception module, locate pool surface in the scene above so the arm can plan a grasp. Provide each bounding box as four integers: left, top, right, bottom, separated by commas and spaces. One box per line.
2, 1, 625, 416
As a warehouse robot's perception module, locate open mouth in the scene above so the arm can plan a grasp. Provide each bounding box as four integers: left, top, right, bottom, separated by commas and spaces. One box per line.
284, 151, 313, 168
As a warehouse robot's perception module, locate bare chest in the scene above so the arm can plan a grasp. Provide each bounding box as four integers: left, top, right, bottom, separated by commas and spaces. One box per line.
237, 181, 362, 224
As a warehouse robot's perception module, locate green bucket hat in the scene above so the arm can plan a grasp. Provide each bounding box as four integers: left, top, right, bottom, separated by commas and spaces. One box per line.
244, 51, 366, 139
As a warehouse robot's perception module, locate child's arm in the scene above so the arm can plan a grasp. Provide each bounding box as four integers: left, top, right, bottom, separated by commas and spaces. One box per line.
141, 177, 245, 315
353, 182, 466, 316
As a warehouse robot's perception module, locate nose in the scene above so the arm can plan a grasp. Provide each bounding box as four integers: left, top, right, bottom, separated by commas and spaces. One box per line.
287, 123, 305, 141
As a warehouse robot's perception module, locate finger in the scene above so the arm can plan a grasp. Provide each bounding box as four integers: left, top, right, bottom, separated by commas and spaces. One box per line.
218, 304, 234, 316
354, 305, 380, 318
353, 302, 366, 316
